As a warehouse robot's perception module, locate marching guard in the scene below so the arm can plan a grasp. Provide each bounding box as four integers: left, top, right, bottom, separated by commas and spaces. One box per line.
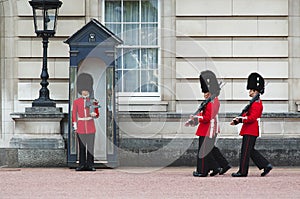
72, 73, 100, 171
185, 70, 230, 177
230, 72, 273, 177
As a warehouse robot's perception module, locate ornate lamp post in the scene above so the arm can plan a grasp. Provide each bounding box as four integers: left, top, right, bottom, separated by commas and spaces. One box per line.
29, 0, 62, 107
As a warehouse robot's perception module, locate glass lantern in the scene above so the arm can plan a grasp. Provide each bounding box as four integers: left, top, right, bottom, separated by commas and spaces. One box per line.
29, 0, 62, 37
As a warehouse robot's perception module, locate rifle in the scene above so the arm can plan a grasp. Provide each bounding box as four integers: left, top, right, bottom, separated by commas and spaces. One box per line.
232, 92, 260, 125
239, 92, 260, 116
85, 99, 101, 115
185, 82, 224, 127
194, 93, 217, 116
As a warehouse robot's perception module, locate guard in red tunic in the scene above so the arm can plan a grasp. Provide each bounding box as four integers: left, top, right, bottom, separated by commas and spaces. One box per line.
231, 72, 273, 177
185, 70, 230, 177
72, 73, 99, 171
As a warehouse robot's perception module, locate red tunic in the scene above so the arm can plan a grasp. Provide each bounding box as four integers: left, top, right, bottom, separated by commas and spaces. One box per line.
72, 97, 99, 134
195, 97, 220, 137
240, 100, 263, 137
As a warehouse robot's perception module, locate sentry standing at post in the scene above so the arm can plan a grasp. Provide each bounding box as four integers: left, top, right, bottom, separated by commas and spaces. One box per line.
231, 72, 273, 177
72, 73, 100, 171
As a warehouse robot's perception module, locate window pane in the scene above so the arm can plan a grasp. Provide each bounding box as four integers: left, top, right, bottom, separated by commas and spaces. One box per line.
124, 70, 140, 92
105, 1, 121, 22
141, 49, 158, 69
141, 24, 157, 45
45, 9, 56, 31
104, 0, 159, 94
35, 9, 43, 31
141, 70, 158, 92
106, 23, 122, 37
123, 49, 139, 69
124, 1, 139, 22
123, 24, 139, 45
141, 0, 158, 22
116, 69, 123, 92
116, 49, 122, 69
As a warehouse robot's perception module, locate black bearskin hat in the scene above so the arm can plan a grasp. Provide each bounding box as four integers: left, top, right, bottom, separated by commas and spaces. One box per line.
76, 73, 94, 97
199, 70, 220, 96
246, 72, 265, 94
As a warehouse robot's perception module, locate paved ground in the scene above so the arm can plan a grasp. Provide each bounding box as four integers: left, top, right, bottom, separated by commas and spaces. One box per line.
0, 166, 300, 199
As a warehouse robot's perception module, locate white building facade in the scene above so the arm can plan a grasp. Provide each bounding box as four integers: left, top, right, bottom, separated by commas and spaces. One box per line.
0, 0, 300, 166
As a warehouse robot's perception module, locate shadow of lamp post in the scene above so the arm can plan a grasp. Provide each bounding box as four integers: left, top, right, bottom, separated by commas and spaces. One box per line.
29, 0, 62, 107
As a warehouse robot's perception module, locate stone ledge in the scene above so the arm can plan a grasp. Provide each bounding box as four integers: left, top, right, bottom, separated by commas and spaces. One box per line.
10, 136, 65, 149
119, 138, 300, 167
11, 107, 66, 119
118, 101, 168, 112
119, 112, 300, 119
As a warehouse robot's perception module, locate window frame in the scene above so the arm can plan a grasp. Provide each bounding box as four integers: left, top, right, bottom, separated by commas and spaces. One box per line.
102, 0, 161, 99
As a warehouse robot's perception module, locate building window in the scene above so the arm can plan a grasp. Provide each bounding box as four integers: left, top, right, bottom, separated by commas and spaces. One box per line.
104, 0, 159, 96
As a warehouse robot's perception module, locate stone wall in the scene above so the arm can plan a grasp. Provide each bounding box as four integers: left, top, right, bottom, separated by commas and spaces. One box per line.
118, 137, 300, 167
118, 112, 300, 167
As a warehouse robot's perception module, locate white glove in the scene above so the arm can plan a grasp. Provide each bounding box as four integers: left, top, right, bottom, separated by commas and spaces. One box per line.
90, 112, 97, 117
73, 122, 77, 131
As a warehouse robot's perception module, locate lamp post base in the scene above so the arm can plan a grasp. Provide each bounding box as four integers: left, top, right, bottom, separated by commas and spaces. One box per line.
32, 99, 56, 107
9, 107, 66, 167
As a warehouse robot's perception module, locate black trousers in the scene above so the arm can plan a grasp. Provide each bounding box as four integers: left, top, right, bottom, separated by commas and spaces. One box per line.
239, 135, 270, 175
196, 136, 219, 174
212, 146, 229, 168
77, 134, 95, 167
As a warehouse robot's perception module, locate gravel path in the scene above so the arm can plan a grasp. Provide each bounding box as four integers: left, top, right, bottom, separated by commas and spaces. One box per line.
0, 167, 300, 199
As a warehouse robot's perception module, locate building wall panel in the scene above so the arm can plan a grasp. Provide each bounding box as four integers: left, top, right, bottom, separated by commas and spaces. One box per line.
176, 0, 232, 16
176, 20, 206, 36
258, 17, 288, 36
232, 0, 288, 16
18, 60, 69, 79
233, 40, 288, 57
176, 40, 288, 58
176, 59, 289, 79
176, 102, 289, 113
176, 40, 232, 57
232, 82, 288, 100
17, 40, 69, 58
18, 82, 69, 100
206, 18, 257, 36
176, 81, 288, 101
17, 0, 86, 16
176, 18, 288, 37
17, 19, 86, 37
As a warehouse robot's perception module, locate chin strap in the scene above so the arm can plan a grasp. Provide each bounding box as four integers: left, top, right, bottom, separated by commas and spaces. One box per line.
82, 94, 90, 99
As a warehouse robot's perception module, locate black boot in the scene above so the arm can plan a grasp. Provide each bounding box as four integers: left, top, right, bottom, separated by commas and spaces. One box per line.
210, 168, 221, 176
261, 164, 273, 177
75, 165, 86, 171
231, 172, 247, 177
193, 171, 208, 177
86, 166, 96, 171
219, 165, 231, 175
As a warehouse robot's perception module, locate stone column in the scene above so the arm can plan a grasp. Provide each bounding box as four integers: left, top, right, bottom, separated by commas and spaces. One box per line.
289, 0, 300, 112
10, 107, 66, 167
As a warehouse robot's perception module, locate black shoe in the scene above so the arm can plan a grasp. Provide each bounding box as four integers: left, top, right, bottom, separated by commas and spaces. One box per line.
219, 165, 231, 175
86, 166, 96, 171
75, 165, 86, 171
231, 172, 247, 177
210, 168, 221, 176
261, 164, 273, 177
193, 171, 208, 177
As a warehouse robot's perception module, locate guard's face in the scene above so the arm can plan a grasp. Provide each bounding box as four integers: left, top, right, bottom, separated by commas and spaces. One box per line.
204, 92, 211, 99
81, 90, 90, 97
249, 89, 258, 97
